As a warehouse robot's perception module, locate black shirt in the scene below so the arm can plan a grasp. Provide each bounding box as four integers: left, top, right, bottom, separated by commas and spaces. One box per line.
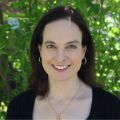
6, 87, 120, 119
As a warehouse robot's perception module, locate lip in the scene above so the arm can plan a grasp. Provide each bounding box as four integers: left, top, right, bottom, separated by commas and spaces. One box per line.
52, 64, 70, 72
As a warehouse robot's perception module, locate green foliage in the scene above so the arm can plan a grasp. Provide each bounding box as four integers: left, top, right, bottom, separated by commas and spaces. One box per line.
0, 0, 120, 119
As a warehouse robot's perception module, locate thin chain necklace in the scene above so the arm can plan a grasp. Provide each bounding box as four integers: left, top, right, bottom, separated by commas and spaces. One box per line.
47, 84, 81, 120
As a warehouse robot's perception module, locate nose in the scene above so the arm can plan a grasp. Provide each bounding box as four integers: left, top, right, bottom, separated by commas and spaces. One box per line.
55, 49, 66, 62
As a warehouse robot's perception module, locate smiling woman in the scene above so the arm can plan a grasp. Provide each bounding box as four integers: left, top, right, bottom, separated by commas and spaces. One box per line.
6, 6, 120, 120
39, 19, 86, 82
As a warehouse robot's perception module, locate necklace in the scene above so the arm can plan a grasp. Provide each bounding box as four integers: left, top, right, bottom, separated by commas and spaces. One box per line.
47, 85, 81, 120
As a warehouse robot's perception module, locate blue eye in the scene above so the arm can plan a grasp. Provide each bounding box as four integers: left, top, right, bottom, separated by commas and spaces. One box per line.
46, 44, 56, 48
67, 45, 77, 49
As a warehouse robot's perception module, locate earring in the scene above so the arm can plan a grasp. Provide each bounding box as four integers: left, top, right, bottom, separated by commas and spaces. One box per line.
82, 58, 87, 65
39, 57, 41, 62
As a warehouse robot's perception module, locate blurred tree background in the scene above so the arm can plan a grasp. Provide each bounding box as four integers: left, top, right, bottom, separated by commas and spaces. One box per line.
0, 0, 120, 119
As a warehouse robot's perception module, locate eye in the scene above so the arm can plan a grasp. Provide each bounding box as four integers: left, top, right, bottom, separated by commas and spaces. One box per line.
46, 44, 56, 49
67, 44, 77, 49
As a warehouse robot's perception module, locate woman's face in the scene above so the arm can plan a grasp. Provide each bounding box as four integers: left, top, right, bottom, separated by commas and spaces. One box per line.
38, 19, 86, 82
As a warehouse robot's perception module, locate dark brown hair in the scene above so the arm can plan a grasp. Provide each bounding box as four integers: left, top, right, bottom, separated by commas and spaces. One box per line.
28, 6, 98, 97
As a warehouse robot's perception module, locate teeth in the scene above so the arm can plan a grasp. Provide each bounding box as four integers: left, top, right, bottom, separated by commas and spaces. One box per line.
53, 65, 69, 70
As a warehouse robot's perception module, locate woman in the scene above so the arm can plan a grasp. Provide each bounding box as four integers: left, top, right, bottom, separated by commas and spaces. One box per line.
6, 6, 120, 120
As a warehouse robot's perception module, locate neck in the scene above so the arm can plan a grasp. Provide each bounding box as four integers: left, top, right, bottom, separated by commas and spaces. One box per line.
48, 76, 82, 100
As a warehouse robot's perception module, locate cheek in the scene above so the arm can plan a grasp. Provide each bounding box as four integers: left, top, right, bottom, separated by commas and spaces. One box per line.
41, 50, 54, 63
70, 54, 82, 65
70, 53, 83, 72
70, 50, 84, 61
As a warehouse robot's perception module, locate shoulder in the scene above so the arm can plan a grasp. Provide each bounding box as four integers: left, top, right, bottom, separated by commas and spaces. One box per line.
9, 89, 36, 104
92, 87, 120, 103
91, 87, 120, 118
6, 89, 36, 119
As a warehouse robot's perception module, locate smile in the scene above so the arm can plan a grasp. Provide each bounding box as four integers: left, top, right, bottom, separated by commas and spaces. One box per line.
52, 65, 70, 71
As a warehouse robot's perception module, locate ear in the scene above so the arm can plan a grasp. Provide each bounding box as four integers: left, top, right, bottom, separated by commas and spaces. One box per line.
84, 46, 87, 53
38, 44, 42, 55
38, 44, 41, 51
83, 46, 87, 58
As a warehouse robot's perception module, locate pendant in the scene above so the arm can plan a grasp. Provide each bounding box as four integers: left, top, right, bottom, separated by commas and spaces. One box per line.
57, 114, 60, 120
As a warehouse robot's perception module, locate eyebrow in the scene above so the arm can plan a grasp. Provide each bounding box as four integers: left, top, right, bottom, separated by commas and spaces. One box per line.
44, 40, 81, 45
44, 41, 55, 45
66, 40, 81, 44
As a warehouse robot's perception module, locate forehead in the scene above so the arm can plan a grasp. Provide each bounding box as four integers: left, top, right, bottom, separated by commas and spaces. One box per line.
43, 19, 82, 44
